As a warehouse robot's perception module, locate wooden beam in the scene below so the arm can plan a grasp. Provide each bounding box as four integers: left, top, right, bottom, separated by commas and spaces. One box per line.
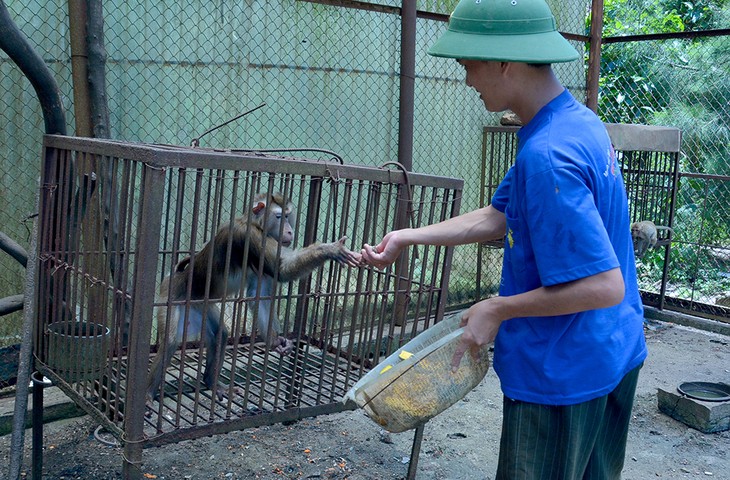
586, 0, 604, 113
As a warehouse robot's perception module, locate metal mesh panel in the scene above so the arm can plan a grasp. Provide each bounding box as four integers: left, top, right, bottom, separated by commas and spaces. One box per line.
606, 123, 681, 308
599, 30, 729, 319
663, 173, 730, 319
104, 2, 402, 158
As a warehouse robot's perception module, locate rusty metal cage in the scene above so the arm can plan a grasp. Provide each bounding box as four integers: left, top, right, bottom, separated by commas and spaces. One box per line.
478, 123, 681, 308
605, 123, 681, 309
33, 134, 463, 474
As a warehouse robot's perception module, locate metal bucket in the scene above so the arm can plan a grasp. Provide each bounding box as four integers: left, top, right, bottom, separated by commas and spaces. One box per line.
46, 321, 110, 382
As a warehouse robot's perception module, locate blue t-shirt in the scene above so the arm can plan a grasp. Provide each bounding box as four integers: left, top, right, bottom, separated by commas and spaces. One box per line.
491, 89, 647, 405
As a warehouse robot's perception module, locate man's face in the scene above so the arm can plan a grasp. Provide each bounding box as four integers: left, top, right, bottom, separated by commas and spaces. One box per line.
458, 59, 508, 112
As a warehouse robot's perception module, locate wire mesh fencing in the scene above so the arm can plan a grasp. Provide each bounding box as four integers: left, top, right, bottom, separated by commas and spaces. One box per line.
599, 29, 730, 319
1, 0, 729, 366
0, 1, 73, 358
415, 0, 589, 304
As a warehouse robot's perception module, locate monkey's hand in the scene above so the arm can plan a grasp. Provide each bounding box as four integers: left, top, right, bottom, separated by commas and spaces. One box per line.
144, 395, 156, 418
330, 236, 363, 267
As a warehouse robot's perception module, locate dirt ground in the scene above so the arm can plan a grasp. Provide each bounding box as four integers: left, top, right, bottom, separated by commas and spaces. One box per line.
2, 319, 729, 480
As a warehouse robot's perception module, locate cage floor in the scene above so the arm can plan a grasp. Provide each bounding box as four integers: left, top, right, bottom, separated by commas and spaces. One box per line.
89, 341, 361, 442
40, 317, 437, 445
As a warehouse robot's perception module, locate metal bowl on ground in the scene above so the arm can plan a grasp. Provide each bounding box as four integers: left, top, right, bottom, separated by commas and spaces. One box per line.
677, 381, 730, 402
343, 313, 491, 433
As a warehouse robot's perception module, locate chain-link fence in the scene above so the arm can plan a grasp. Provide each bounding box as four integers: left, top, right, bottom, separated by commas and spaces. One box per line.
1, 0, 728, 361
0, 0, 587, 354
0, 2, 71, 357
415, 0, 589, 307
600, 19, 730, 318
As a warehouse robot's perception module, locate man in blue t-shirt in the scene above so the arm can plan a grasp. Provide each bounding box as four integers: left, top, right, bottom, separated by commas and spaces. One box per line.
361, 0, 647, 478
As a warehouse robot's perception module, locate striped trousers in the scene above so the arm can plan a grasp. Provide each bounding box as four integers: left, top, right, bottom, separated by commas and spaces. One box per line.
496, 364, 642, 480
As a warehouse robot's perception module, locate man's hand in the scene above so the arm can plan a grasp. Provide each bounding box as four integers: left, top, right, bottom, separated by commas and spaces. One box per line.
361, 230, 408, 270
451, 299, 503, 372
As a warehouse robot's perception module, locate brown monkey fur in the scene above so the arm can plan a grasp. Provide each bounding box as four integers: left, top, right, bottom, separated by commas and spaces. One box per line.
631, 220, 673, 258
147, 192, 361, 406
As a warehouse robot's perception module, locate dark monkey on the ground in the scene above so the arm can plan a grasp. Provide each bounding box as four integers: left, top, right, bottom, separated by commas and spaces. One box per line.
147, 192, 362, 405
631, 220, 673, 258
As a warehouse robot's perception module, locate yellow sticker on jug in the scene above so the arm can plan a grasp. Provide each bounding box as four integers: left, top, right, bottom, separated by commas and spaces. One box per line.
380, 364, 393, 374
398, 350, 413, 360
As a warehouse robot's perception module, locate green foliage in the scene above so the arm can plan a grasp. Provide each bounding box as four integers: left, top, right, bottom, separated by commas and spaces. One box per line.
634, 247, 666, 290
666, 243, 730, 297
598, 0, 685, 36
594, 0, 730, 299
651, 25, 730, 245
597, 50, 664, 124
592, 0, 688, 124
670, 0, 728, 30
596, 0, 730, 155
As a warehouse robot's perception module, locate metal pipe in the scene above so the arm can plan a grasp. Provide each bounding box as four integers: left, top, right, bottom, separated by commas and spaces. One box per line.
391, 0, 417, 327
0, 1, 67, 135
8, 188, 40, 480
68, 0, 92, 137
31, 373, 51, 480
87, 0, 111, 139
603, 28, 730, 43
406, 423, 425, 479
121, 164, 166, 480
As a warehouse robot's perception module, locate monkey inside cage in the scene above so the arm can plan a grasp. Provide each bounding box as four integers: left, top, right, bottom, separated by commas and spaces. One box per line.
32, 135, 463, 476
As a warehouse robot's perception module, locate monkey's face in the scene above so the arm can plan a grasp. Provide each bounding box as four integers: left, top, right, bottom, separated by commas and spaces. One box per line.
266, 207, 294, 247
252, 195, 295, 247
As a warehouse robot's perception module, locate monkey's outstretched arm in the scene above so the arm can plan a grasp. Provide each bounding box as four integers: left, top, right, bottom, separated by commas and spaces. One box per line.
276, 236, 361, 281
237, 223, 360, 281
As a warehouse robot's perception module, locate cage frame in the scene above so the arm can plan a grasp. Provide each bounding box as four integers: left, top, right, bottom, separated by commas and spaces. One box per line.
33, 134, 465, 478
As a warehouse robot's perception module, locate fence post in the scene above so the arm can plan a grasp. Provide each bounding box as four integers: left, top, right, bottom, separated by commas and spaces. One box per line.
586, 0, 604, 113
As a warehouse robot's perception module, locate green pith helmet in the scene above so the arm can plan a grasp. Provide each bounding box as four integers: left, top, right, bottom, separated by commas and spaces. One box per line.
428, 0, 579, 63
